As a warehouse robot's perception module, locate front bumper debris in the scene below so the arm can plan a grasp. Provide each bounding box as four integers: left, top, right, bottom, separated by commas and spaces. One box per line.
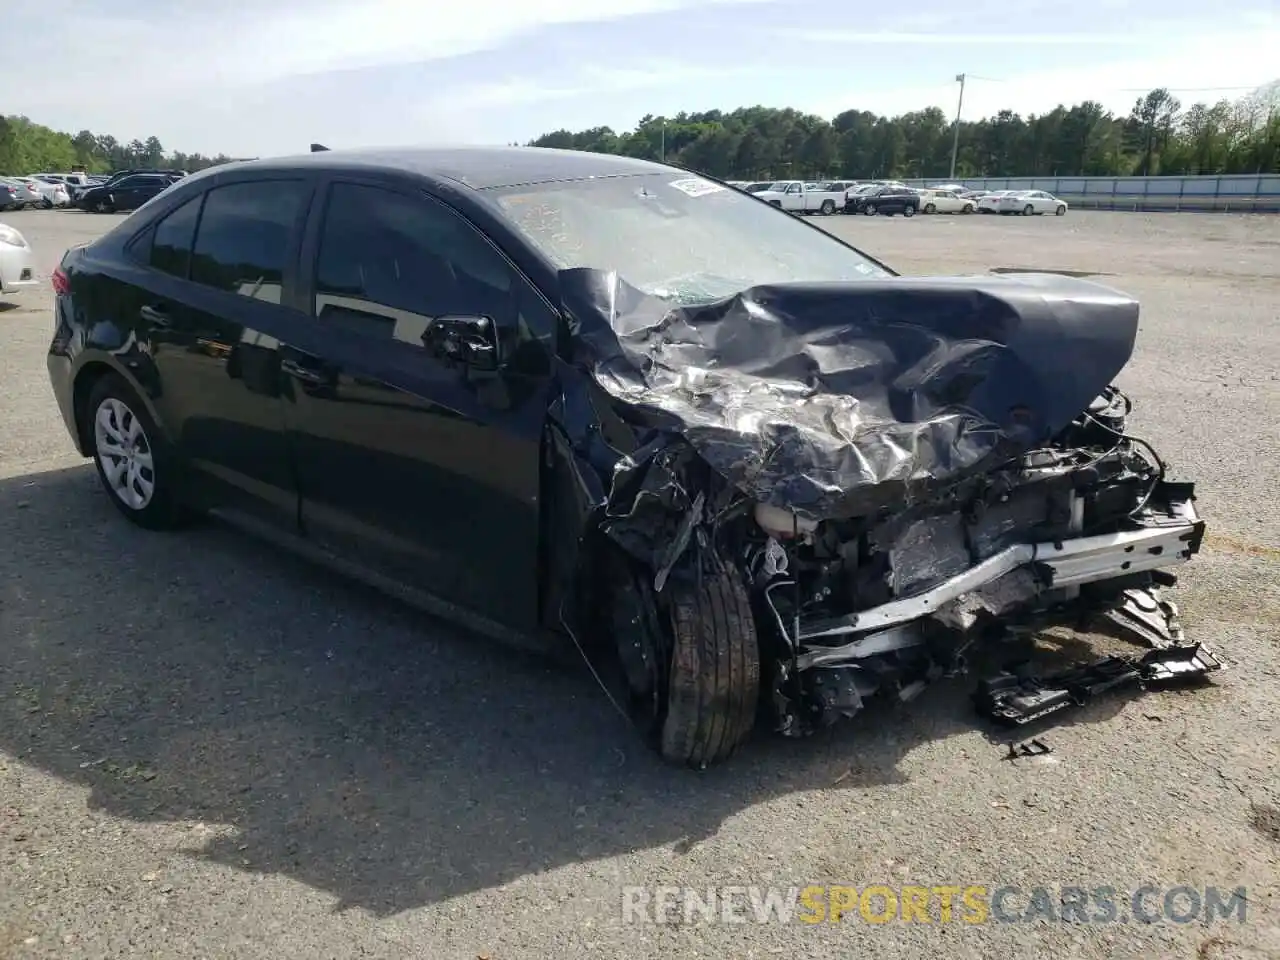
974, 643, 1223, 726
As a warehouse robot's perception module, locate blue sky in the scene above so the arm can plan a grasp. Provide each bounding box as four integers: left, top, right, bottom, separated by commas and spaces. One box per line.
6, 0, 1277, 158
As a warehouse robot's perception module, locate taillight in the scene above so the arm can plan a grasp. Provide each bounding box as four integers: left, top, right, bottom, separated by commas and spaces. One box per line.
51, 267, 71, 296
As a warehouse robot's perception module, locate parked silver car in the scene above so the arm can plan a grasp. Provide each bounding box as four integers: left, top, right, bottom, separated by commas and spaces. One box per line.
14, 177, 70, 207
0, 178, 44, 208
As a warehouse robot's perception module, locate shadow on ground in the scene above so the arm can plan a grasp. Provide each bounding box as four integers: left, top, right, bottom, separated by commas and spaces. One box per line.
0, 465, 1135, 915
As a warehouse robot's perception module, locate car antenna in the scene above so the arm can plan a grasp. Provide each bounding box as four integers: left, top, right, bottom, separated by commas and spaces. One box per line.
310, 143, 330, 153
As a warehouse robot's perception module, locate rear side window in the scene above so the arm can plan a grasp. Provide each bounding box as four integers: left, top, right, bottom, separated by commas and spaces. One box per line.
148, 194, 203, 279
190, 179, 307, 303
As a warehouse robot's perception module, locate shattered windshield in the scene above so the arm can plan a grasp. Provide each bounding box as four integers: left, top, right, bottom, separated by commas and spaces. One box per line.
489, 173, 890, 304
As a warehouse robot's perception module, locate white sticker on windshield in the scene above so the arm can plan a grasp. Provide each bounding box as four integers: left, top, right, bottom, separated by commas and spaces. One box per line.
668, 178, 727, 198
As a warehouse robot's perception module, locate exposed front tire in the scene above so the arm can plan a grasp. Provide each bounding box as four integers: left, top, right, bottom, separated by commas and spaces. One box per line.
608, 553, 760, 768
820, 199, 835, 215
84, 373, 187, 530
1056, 205, 1067, 216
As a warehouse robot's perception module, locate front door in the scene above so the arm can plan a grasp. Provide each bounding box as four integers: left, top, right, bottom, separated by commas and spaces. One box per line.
129, 177, 313, 528
281, 179, 555, 630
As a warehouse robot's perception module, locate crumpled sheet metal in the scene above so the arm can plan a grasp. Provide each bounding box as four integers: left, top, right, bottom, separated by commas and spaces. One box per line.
559, 268, 1140, 521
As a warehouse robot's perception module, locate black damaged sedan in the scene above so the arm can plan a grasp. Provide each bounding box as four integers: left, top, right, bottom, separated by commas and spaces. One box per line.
46, 147, 1208, 767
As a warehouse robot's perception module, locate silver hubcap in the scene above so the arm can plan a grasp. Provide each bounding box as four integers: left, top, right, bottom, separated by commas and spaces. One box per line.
94, 398, 156, 510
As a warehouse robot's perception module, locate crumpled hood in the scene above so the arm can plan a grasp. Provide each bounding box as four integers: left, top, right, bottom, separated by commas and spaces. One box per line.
559, 268, 1140, 521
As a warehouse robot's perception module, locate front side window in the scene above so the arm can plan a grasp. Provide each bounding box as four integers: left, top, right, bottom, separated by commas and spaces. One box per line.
148, 194, 203, 279
313, 182, 513, 345
490, 173, 889, 305
189, 179, 307, 303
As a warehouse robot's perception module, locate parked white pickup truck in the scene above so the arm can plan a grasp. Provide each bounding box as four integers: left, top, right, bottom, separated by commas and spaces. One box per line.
752, 180, 845, 215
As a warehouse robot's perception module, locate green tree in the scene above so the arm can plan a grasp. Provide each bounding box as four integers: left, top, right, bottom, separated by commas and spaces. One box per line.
524, 87, 1279, 179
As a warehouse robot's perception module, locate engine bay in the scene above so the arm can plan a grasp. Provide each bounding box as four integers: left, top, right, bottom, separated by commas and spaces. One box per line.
736, 387, 1207, 735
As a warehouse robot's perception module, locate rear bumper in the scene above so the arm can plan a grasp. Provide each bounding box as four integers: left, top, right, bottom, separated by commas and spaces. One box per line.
47, 295, 86, 454
0, 246, 38, 294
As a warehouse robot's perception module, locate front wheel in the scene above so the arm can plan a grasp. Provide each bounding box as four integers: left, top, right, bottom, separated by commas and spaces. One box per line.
85, 373, 187, 529
962, 204, 974, 214
1055, 205, 1067, 216
820, 199, 835, 215
1023, 204, 1034, 216
608, 555, 760, 768
864, 204, 877, 216
903, 204, 916, 217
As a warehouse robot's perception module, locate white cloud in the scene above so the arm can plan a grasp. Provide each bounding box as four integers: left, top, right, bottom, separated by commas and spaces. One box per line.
780, 30, 1145, 44
804, 30, 1280, 121
430, 63, 754, 111
4, 0, 772, 112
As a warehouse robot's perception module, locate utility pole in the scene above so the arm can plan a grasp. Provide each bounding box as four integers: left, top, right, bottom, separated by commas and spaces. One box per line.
949, 73, 966, 180
660, 119, 666, 162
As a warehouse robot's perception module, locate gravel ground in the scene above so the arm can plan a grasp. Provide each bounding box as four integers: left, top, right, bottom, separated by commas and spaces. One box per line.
1, 207, 1278, 959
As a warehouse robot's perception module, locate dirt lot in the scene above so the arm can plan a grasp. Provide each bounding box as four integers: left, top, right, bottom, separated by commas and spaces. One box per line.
1, 208, 1278, 959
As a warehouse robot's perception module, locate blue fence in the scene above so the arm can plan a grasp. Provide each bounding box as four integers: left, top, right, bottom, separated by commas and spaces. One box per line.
900, 174, 1280, 213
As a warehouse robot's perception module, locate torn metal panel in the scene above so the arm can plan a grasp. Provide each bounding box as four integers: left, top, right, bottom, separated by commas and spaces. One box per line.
558, 266, 1140, 522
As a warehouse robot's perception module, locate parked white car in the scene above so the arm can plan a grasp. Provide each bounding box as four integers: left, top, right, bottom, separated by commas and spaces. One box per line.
996, 190, 1069, 216
977, 190, 1019, 213
15, 177, 70, 208
0, 222, 38, 297
752, 180, 846, 215
918, 189, 977, 214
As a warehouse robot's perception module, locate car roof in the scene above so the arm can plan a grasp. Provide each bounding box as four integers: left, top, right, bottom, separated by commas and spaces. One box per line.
215, 145, 674, 191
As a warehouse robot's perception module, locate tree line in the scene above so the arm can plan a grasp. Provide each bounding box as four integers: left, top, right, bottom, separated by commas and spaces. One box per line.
529, 85, 1280, 180
0, 114, 239, 175
5, 83, 1278, 181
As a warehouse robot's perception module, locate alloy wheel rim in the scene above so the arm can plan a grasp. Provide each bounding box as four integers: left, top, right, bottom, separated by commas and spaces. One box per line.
94, 398, 156, 510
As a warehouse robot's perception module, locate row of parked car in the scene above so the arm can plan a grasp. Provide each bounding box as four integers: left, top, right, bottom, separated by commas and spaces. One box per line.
726, 179, 1070, 218
0, 169, 189, 214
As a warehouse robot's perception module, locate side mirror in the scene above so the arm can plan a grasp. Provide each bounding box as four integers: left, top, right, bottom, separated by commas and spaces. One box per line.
424, 314, 499, 371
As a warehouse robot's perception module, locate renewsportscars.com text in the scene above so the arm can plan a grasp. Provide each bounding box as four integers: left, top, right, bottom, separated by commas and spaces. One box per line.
621, 884, 1249, 926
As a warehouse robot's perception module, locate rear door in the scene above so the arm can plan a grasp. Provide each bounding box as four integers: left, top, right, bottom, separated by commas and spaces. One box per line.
126, 176, 314, 528
282, 178, 556, 629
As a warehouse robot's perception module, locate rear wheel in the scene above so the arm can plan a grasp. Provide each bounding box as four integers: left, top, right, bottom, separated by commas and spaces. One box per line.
924, 203, 936, 214
608, 553, 760, 768
84, 373, 186, 529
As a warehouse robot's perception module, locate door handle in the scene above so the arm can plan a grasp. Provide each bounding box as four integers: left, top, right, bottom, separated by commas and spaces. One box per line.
139, 304, 172, 328
280, 358, 328, 385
